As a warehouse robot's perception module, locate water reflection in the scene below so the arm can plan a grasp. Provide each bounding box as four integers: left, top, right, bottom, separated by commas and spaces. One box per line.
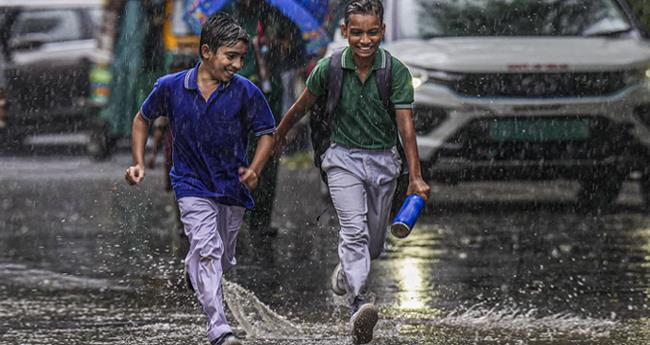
428, 210, 650, 319
395, 257, 426, 310
2, 158, 650, 344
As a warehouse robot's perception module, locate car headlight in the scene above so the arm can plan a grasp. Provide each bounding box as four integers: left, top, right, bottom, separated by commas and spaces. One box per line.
409, 65, 465, 89
410, 67, 428, 90
623, 67, 650, 85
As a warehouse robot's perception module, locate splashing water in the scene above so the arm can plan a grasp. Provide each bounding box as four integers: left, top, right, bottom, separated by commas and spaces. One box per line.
390, 303, 621, 340
223, 277, 620, 343
444, 306, 618, 337
223, 279, 303, 338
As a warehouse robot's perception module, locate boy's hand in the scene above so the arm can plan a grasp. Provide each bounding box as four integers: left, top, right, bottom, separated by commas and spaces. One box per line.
125, 165, 145, 185
239, 167, 259, 190
407, 177, 431, 202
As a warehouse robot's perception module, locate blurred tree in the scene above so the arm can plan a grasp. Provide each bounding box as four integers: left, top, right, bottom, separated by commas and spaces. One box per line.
628, 0, 650, 33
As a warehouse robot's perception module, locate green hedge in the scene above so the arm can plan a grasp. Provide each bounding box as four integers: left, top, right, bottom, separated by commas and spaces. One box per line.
628, 0, 650, 32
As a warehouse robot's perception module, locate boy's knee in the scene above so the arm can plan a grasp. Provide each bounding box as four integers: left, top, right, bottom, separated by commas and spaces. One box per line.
339, 229, 369, 244
197, 240, 224, 260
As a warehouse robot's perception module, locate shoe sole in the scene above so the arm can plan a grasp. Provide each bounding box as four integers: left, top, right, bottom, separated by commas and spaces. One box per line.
223, 338, 242, 345
351, 304, 378, 344
330, 263, 346, 296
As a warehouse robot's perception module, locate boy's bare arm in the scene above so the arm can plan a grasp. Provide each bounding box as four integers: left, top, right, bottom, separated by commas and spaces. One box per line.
395, 108, 431, 200
240, 133, 274, 190
125, 112, 149, 185
274, 88, 318, 153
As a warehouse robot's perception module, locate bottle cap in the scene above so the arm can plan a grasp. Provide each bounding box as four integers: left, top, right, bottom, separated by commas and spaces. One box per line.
391, 222, 410, 238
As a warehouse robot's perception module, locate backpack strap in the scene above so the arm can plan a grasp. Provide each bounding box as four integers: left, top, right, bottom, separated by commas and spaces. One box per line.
375, 49, 393, 113
325, 49, 345, 119
309, 49, 344, 182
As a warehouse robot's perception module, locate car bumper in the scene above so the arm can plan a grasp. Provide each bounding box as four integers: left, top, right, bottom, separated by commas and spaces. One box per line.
414, 82, 650, 176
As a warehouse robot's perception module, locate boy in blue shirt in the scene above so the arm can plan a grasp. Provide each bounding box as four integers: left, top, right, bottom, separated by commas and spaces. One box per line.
125, 13, 275, 345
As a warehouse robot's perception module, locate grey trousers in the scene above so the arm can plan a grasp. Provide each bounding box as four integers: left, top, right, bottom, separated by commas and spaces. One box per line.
177, 197, 245, 342
321, 144, 401, 305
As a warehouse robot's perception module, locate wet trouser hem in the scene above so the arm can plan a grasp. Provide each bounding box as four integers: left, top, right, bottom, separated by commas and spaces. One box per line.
208, 326, 234, 343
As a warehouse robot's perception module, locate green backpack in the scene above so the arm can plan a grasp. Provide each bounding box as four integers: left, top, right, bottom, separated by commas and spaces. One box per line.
309, 48, 409, 216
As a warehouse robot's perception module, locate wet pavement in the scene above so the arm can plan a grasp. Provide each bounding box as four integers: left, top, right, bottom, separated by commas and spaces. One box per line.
1, 152, 649, 345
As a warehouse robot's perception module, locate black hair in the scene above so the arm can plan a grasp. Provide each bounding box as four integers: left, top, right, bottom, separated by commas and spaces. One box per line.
198, 12, 249, 59
344, 0, 384, 25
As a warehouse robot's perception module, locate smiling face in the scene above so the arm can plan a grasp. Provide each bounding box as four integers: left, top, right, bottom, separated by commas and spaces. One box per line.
341, 13, 385, 62
200, 40, 247, 83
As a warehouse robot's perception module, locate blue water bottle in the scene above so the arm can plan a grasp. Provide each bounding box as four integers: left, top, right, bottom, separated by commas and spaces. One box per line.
391, 194, 426, 238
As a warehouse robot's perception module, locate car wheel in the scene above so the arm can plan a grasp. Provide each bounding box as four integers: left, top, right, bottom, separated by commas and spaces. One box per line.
576, 170, 624, 212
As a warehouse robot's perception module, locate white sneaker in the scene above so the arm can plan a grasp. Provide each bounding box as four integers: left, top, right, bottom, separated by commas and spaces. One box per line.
330, 263, 346, 295
223, 336, 242, 345
350, 303, 378, 344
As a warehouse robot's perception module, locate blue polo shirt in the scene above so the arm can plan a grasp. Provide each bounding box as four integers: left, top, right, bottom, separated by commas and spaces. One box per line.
140, 64, 275, 208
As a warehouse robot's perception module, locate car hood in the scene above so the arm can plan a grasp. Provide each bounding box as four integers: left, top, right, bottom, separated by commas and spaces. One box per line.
385, 37, 650, 72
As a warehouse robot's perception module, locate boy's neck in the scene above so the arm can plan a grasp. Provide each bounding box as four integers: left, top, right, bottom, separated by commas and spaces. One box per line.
197, 62, 221, 101
197, 63, 221, 87
352, 51, 376, 71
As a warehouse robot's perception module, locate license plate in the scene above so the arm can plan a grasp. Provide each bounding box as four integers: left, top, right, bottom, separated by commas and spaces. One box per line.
489, 118, 590, 141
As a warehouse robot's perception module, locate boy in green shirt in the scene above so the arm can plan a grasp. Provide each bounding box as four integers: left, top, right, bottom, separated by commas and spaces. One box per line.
274, 1, 430, 343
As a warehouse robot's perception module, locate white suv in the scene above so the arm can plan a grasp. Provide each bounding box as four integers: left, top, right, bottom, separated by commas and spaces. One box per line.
364, 0, 650, 209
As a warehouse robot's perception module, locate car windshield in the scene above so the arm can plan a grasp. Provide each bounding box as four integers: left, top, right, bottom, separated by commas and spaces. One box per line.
396, 0, 632, 39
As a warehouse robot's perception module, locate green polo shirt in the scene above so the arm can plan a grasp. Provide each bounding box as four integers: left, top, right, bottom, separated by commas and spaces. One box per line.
306, 47, 414, 150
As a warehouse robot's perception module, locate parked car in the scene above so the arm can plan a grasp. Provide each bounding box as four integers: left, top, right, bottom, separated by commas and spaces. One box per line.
331, 0, 650, 209
0, 0, 102, 147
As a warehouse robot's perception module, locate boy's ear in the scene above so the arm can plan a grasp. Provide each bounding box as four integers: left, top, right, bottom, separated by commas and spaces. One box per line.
200, 44, 212, 60
340, 23, 348, 39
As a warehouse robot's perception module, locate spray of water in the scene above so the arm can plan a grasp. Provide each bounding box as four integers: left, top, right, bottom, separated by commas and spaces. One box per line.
222, 279, 303, 338
438, 304, 619, 338
222, 277, 621, 342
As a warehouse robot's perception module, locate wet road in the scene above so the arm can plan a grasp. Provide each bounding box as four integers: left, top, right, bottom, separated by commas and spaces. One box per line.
1, 152, 649, 344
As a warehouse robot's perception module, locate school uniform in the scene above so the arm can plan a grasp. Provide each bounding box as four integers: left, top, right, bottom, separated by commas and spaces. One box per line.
305, 47, 415, 306
140, 65, 275, 342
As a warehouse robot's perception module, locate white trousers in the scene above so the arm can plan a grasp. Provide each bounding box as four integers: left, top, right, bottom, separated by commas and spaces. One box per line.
321, 144, 401, 305
177, 197, 245, 342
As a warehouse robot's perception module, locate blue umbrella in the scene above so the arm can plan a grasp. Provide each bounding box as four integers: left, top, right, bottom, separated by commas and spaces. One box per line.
265, 0, 329, 55
185, 0, 330, 55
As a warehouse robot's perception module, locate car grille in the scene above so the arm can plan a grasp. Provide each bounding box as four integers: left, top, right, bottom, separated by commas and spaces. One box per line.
440, 116, 636, 161
449, 72, 626, 98
413, 105, 447, 135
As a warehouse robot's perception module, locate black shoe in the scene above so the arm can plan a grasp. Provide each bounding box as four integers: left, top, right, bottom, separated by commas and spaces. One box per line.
350, 303, 379, 344
210, 332, 242, 345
